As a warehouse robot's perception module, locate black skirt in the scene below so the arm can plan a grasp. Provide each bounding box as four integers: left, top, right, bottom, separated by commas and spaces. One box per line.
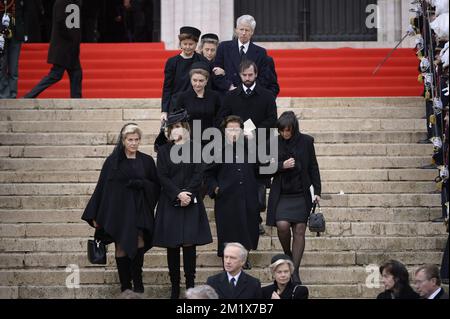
275, 194, 309, 224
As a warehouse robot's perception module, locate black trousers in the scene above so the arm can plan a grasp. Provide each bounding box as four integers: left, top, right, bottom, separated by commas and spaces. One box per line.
24, 64, 82, 98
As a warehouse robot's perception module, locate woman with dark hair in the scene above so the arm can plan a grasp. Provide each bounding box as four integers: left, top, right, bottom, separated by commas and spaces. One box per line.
377, 260, 420, 299
82, 123, 160, 298
153, 110, 212, 299
266, 111, 321, 284
205, 115, 260, 267
161, 26, 209, 123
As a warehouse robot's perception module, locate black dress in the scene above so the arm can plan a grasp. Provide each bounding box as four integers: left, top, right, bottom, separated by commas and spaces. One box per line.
152, 141, 212, 248
262, 281, 309, 299
205, 139, 260, 257
266, 133, 321, 227
161, 53, 209, 113
81, 151, 160, 259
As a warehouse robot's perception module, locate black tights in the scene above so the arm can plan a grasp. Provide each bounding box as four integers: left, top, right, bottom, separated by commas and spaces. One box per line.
276, 221, 307, 273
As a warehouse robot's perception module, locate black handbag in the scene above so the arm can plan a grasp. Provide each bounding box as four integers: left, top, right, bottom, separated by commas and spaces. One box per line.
308, 201, 325, 237
87, 238, 107, 265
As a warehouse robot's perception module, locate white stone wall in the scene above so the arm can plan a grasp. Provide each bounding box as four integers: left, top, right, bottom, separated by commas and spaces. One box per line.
161, 0, 419, 49
161, 0, 234, 49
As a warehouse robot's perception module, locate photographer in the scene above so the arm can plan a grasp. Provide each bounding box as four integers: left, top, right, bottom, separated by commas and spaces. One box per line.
0, 0, 27, 99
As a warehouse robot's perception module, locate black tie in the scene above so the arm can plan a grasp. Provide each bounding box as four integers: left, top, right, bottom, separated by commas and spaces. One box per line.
240, 45, 245, 58
230, 277, 236, 289
246, 88, 252, 95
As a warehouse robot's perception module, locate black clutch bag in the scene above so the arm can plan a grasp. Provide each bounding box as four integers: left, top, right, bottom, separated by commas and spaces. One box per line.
87, 238, 107, 265
308, 202, 325, 237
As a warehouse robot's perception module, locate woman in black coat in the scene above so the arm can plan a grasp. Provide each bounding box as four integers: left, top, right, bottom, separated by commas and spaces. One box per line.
376, 260, 420, 299
171, 61, 222, 143
262, 254, 309, 299
82, 123, 160, 297
153, 110, 213, 299
161, 26, 209, 122
205, 116, 260, 264
266, 111, 321, 284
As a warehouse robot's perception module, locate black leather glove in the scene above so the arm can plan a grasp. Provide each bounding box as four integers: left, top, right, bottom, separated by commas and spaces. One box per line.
127, 179, 144, 189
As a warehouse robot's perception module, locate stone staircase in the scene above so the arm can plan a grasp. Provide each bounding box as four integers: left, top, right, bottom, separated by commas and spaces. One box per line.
0, 97, 447, 299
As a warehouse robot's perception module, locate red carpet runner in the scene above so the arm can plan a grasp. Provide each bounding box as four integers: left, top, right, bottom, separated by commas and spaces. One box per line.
17, 43, 422, 98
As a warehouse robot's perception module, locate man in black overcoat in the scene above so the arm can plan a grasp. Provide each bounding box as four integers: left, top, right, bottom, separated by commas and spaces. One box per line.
24, 0, 82, 98
206, 243, 262, 299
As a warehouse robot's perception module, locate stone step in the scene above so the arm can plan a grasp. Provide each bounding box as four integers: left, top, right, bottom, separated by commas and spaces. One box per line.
0, 131, 427, 146
1, 236, 446, 253
0, 181, 437, 196
0, 251, 358, 269
0, 106, 426, 124
0, 193, 440, 210
0, 156, 431, 172
0, 169, 437, 184
0, 283, 387, 299
0, 207, 442, 224
0, 250, 443, 271
0, 106, 425, 121
0, 221, 446, 239
0, 97, 424, 110
3, 119, 426, 133
0, 266, 408, 286
0, 143, 434, 158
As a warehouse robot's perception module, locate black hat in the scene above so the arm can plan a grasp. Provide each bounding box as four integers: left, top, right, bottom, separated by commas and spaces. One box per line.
191, 61, 210, 72
201, 33, 219, 41
166, 109, 189, 126
179, 26, 201, 39
270, 254, 292, 264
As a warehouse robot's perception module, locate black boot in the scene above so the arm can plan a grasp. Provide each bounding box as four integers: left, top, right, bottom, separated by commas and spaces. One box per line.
167, 247, 180, 299
115, 256, 132, 292
183, 246, 196, 290
131, 248, 145, 293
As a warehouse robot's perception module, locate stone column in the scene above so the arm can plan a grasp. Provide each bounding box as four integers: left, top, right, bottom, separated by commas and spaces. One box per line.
161, 0, 234, 49
377, 0, 402, 44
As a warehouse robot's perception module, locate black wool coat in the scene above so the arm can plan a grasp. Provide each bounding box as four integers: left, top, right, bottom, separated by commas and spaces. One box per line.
161, 53, 209, 113
376, 286, 420, 299
81, 151, 160, 259
218, 83, 277, 131
205, 140, 260, 257
47, 0, 82, 69
152, 141, 212, 248
266, 133, 321, 227
262, 280, 309, 299
206, 271, 263, 299
172, 87, 222, 133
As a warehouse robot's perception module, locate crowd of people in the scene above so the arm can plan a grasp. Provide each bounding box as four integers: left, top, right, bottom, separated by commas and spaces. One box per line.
410, 0, 449, 284
82, 14, 323, 299
80, 11, 448, 299
2, 0, 447, 300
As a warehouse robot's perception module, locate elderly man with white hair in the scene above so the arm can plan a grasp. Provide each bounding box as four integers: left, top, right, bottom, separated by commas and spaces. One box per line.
213, 14, 276, 97
206, 242, 262, 299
